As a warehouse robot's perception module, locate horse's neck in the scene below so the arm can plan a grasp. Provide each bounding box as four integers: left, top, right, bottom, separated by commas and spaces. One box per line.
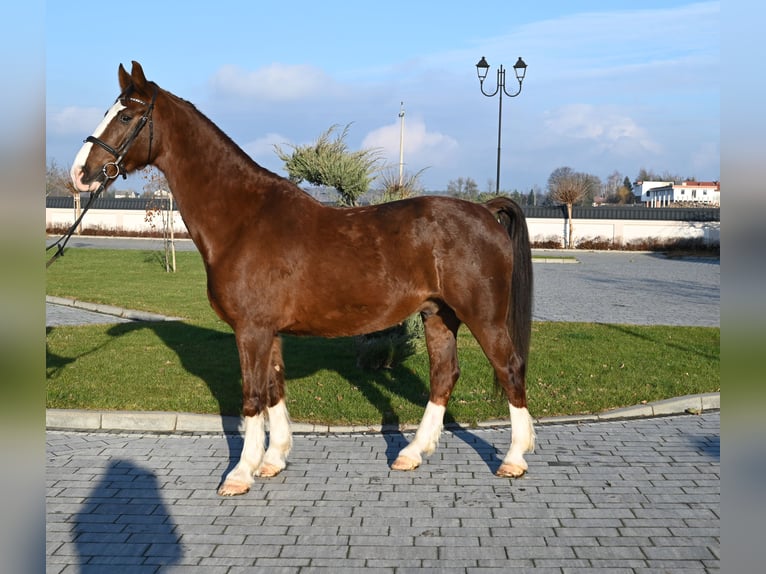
152, 94, 313, 261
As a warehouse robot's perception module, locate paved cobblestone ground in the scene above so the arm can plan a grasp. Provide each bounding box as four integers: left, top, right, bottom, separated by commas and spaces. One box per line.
47, 413, 719, 573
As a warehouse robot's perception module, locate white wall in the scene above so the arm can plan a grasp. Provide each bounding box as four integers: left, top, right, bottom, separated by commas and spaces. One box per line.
47, 208, 720, 247
47, 207, 190, 235
526, 217, 719, 247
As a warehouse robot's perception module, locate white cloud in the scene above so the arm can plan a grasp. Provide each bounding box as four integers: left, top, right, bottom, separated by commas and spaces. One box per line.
543, 104, 662, 156
362, 116, 458, 171
242, 132, 286, 157
241, 132, 292, 172
210, 63, 338, 101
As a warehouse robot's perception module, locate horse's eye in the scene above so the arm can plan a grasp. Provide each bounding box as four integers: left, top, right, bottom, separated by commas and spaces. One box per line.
119, 114, 133, 124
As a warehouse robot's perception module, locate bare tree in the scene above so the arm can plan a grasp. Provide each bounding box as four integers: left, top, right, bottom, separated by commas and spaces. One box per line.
142, 167, 177, 272
547, 166, 599, 248
604, 170, 623, 203
46, 159, 75, 197
446, 177, 480, 199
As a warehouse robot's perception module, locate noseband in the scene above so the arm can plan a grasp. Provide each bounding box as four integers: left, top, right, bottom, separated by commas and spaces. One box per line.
85, 85, 158, 181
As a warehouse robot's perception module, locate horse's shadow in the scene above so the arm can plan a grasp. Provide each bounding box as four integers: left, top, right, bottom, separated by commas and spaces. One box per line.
281, 335, 505, 473
103, 320, 503, 478
46, 327, 77, 378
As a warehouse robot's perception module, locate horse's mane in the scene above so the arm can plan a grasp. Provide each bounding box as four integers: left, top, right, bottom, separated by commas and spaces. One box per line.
161, 84, 298, 189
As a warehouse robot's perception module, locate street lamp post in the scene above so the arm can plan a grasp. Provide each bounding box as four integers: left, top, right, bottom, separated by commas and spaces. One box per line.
475, 56, 527, 194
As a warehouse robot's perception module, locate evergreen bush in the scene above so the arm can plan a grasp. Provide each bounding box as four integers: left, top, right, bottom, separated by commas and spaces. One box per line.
354, 314, 425, 370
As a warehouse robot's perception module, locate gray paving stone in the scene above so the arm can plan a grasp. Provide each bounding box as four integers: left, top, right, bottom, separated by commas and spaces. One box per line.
47, 412, 718, 572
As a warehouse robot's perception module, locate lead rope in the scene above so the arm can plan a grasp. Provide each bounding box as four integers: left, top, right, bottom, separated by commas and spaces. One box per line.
45, 183, 106, 268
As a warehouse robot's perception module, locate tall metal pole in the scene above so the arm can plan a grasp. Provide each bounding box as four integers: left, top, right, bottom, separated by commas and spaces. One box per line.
398, 101, 405, 188
495, 68, 504, 195
475, 57, 527, 195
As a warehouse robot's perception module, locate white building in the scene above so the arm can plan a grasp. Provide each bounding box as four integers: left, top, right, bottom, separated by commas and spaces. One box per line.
634, 181, 720, 207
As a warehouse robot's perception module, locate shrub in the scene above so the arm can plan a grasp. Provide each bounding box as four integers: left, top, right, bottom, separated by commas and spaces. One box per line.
354, 314, 425, 370
46, 224, 191, 239
626, 236, 719, 256
531, 235, 563, 249
575, 236, 615, 250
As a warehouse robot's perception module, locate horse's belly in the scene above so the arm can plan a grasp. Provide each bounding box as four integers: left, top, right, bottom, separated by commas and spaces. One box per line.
281, 294, 428, 338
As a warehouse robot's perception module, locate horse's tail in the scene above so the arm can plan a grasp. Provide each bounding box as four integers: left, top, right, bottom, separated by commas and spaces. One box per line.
484, 197, 533, 368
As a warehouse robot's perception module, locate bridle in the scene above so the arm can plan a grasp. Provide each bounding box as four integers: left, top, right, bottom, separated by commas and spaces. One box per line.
46, 85, 158, 268
85, 85, 158, 182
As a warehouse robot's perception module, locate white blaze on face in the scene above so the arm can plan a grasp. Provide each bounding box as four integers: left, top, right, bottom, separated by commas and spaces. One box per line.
70, 101, 126, 192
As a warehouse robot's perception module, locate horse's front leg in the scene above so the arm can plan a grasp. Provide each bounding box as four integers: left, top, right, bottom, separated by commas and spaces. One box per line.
218, 331, 290, 496
392, 309, 460, 471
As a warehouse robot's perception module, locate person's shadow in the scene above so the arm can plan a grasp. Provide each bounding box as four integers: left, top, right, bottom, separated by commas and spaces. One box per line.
73, 459, 181, 572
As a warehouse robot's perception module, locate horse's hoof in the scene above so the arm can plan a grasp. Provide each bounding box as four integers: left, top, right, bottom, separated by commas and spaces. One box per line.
217, 480, 251, 496
391, 455, 420, 471
496, 463, 527, 478
256, 463, 283, 478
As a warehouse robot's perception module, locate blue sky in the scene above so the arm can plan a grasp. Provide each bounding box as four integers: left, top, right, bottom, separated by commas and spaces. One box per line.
46, 1, 719, 194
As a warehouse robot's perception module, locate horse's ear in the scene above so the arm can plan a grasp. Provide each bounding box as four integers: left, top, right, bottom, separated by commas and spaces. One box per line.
130, 61, 148, 91
118, 63, 131, 91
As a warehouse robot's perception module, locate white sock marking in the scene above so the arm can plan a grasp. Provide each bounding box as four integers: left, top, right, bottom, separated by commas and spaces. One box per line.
399, 401, 446, 462
223, 413, 265, 486
503, 403, 536, 468
262, 399, 292, 470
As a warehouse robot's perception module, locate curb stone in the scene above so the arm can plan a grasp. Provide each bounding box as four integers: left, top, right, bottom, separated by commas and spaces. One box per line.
46, 392, 719, 434
532, 256, 579, 264
46, 295, 184, 323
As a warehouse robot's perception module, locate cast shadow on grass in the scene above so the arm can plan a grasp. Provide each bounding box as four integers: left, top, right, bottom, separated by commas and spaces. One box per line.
101, 321, 503, 476
46, 327, 77, 379
603, 323, 719, 362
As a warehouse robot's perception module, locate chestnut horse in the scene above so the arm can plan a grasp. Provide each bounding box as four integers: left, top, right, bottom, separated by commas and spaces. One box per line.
70, 62, 535, 496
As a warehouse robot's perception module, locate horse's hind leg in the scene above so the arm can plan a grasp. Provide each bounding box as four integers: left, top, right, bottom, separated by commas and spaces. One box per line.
392, 307, 460, 471
500, 400, 536, 478
471, 325, 535, 478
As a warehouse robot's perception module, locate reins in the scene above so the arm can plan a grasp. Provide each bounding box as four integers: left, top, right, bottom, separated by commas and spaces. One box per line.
45, 184, 106, 267
46, 86, 158, 268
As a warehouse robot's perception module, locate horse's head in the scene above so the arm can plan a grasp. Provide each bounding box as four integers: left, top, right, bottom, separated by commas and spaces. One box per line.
70, 61, 159, 193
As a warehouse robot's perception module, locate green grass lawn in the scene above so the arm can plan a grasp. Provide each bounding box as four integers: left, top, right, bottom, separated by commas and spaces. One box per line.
46, 248, 720, 425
